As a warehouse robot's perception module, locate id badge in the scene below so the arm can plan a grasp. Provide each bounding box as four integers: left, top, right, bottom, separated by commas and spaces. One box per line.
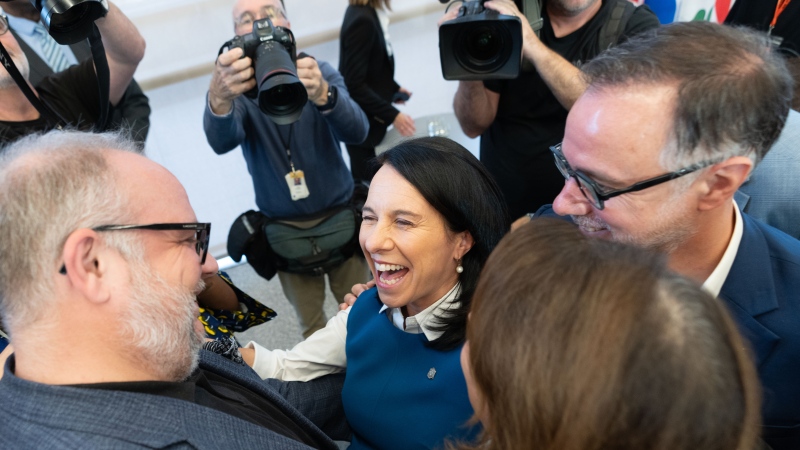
285, 170, 310, 201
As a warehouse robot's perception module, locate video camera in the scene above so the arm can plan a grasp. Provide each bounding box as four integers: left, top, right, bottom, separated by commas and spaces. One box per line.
0, 0, 109, 44
221, 17, 307, 125
439, 0, 543, 80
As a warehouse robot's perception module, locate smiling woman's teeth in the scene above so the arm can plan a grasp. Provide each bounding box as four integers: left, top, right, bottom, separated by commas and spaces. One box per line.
375, 263, 406, 271
375, 263, 407, 285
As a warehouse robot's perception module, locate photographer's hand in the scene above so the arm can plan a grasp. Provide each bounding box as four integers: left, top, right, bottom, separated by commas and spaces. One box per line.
483, 0, 588, 110
208, 48, 256, 115
297, 57, 329, 106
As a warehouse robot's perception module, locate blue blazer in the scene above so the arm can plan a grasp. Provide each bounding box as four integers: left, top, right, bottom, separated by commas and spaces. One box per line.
720, 213, 800, 450
0, 350, 348, 449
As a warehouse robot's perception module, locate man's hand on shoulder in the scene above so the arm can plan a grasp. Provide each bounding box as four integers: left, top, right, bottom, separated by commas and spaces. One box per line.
339, 280, 375, 311
297, 56, 328, 106
209, 48, 256, 115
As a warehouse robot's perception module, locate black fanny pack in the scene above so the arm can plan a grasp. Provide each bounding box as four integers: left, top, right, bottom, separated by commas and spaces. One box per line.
228, 205, 360, 279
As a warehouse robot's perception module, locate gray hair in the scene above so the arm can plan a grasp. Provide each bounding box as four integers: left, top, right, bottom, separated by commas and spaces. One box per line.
0, 131, 141, 333
582, 21, 793, 171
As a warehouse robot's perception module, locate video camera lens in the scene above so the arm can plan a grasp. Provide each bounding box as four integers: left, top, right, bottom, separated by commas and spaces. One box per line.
456, 23, 513, 74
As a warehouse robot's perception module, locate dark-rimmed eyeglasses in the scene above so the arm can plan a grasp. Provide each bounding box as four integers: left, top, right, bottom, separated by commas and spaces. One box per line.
0, 11, 9, 36
93, 223, 211, 264
59, 223, 211, 275
550, 143, 717, 210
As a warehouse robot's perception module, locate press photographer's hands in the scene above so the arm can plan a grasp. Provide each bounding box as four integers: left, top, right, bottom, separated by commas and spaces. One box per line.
209, 47, 256, 115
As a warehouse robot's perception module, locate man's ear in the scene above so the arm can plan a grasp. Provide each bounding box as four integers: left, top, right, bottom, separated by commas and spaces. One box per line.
454, 231, 475, 260
60, 229, 112, 305
696, 156, 753, 211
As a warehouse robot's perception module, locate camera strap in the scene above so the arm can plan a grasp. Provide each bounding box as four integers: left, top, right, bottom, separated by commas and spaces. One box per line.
88, 23, 110, 132
0, 40, 66, 128
0, 22, 110, 132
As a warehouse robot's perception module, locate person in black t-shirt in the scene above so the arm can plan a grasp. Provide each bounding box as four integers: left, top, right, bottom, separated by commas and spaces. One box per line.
0, 2, 145, 144
445, 0, 658, 219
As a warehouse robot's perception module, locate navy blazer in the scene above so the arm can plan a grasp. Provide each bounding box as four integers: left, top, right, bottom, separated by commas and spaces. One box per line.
534, 206, 800, 448
0, 350, 348, 449
719, 213, 800, 450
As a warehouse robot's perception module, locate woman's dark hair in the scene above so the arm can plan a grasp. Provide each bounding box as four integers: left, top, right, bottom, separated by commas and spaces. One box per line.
459, 218, 760, 450
375, 137, 509, 351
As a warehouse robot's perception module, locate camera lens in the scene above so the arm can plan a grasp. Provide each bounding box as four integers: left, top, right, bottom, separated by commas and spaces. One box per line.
254, 42, 308, 125
466, 28, 501, 62
455, 23, 513, 74
42, 0, 109, 45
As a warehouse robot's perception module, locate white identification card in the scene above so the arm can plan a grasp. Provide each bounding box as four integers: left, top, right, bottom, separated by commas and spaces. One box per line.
285, 170, 310, 201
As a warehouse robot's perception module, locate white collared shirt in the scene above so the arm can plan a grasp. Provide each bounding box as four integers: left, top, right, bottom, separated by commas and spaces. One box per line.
247, 282, 462, 381
701, 200, 744, 297
376, 8, 393, 58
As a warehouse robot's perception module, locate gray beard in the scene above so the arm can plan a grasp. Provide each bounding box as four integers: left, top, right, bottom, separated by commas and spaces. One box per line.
119, 261, 206, 382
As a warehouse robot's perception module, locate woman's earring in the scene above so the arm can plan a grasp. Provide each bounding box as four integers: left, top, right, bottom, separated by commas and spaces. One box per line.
456, 259, 464, 274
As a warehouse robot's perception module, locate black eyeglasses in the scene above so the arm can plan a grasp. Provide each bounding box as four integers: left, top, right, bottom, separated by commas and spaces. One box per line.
59, 223, 211, 275
550, 143, 717, 210
92, 223, 211, 264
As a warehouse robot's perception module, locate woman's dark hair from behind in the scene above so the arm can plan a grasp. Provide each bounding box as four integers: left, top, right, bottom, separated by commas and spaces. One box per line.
461, 218, 760, 450
375, 137, 510, 351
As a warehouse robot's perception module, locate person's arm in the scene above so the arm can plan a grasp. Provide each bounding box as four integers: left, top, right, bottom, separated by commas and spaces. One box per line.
453, 80, 501, 138
303, 59, 369, 145
94, 2, 146, 106
241, 307, 350, 381
484, 0, 587, 110
203, 48, 254, 154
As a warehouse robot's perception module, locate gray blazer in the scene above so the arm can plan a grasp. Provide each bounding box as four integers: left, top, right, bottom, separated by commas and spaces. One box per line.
0, 350, 348, 449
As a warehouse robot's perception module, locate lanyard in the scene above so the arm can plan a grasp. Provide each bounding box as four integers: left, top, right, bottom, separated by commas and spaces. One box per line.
770, 0, 792, 33
277, 124, 297, 172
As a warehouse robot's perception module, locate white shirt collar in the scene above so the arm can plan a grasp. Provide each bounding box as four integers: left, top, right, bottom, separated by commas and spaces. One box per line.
702, 200, 743, 297
378, 283, 461, 341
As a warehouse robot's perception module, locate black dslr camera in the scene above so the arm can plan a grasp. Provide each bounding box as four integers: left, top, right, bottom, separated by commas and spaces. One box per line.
0, 0, 108, 44
439, 0, 541, 80
221, 17, 307, 125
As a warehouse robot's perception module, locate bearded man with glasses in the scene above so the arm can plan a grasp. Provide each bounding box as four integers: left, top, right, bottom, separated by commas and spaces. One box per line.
523, 22, 800, 450
0, 131, 349, 449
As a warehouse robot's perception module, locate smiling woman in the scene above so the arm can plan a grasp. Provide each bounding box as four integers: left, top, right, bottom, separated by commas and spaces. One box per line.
241, 136, 510, 449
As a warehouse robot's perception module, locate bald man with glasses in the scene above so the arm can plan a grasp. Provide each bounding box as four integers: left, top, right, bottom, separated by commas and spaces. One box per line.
0, 130, 349, 449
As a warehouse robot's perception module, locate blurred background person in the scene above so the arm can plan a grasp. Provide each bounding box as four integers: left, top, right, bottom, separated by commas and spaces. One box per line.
204, 0, 370, 339
241, 137, 510, 450
1, 0, 150, 147
458, 218, 761, 450
339, 0, 415, 184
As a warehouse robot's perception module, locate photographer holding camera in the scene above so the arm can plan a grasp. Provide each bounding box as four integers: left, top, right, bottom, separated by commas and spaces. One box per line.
0, 1, 145, 143
446, 0, 658, 219
204, 0, 370, 339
